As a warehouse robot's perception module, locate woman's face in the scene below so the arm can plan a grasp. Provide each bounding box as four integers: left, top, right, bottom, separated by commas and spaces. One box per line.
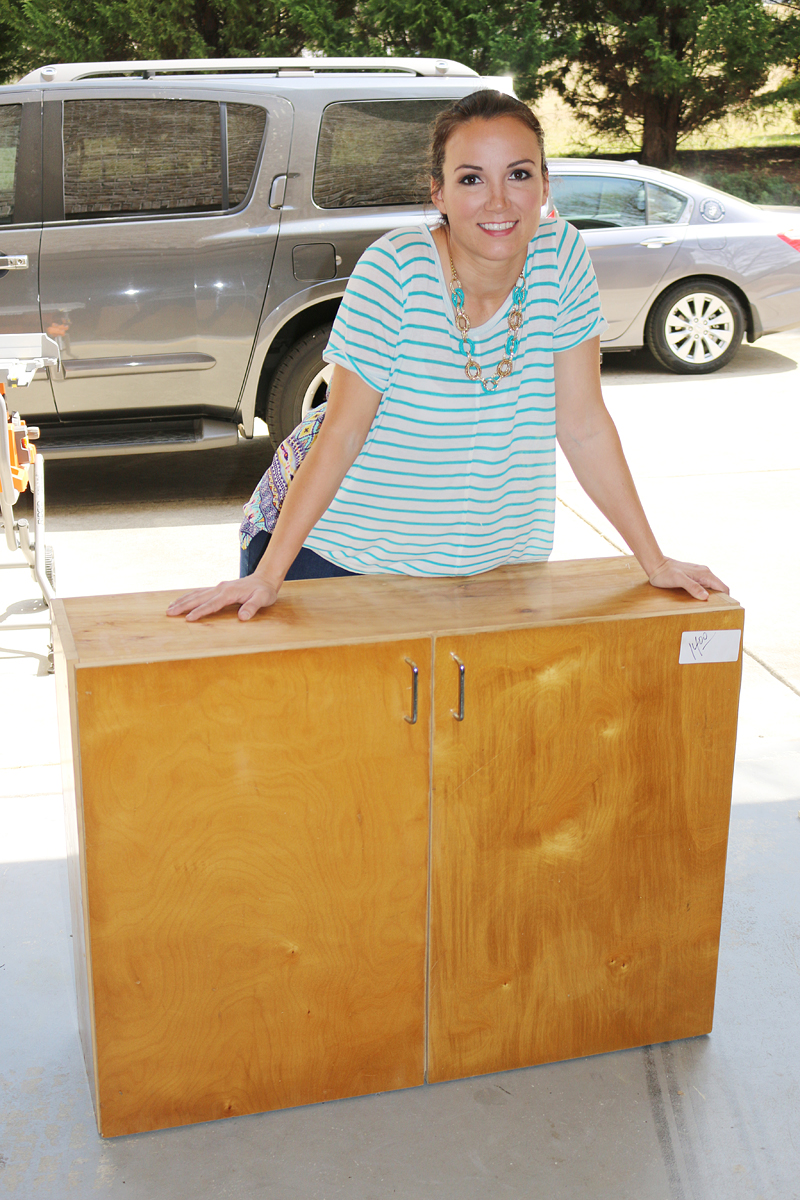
432, 116, 548, 267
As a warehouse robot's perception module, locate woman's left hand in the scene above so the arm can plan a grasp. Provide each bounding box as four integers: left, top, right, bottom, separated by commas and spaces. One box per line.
647, 558, 729, 601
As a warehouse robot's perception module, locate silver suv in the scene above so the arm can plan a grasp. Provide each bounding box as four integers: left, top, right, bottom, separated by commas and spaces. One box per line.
0, 58, 509, 455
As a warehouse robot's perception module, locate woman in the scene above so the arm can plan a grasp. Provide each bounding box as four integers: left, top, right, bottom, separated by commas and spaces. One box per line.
168, 90, 726, 622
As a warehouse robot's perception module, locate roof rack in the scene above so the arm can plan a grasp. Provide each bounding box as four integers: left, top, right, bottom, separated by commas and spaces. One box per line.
20, 57, 479, 85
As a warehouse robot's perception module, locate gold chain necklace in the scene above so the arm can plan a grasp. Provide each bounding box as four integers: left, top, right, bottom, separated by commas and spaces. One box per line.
448, 256, 527, 391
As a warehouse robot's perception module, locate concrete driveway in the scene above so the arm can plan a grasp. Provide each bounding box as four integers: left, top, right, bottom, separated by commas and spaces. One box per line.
1, 334, 798, 1199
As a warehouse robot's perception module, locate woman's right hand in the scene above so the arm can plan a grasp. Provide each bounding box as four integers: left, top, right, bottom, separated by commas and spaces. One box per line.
166, 576, 279, 622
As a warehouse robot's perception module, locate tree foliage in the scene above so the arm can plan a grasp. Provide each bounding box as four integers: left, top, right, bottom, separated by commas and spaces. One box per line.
0, 0, 549, 97
541, 0, 798, 167
291, 1, 549, 100
3, 0, 800, 171
0, 0, 309, 81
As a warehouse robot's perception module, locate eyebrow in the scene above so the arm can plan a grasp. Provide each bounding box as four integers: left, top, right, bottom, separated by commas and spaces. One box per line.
454, 159, 537, 171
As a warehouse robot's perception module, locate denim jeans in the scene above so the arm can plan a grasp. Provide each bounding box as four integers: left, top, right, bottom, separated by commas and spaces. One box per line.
239, 530, 359, 580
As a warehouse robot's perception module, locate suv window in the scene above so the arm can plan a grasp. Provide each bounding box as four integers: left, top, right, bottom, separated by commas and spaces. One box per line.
227, 103, 267, 207
63, 99, 266, 219
0, 105, 22, 224
314, 99, 452, 209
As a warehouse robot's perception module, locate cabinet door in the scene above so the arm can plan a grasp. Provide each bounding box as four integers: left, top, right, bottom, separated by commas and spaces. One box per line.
428, 612, 743, 1083
74, 639, 430, 1136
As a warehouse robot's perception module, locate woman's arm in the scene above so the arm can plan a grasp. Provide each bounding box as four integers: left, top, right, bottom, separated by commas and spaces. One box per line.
554, 336, 728, 600
167, 365, 382, 621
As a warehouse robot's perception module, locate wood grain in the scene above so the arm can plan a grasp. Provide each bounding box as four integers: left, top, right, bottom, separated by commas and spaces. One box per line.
75, 640, 431, 1136
427, 608, 744, 1083
51, 560, 744, 1134
51, 557, 740, 669
53, 623, 99, 1114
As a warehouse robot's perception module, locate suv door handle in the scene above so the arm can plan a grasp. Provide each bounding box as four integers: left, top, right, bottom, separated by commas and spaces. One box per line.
269, 175, 287, 209
0, 255, 29, 269
639, 237, 677, 249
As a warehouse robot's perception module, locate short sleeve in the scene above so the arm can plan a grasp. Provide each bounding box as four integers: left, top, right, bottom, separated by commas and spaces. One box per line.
553, 220, 607, 352
323, 236, 404, 392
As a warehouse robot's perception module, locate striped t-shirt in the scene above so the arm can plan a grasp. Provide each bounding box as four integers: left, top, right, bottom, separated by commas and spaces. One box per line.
304, 217, 604, 576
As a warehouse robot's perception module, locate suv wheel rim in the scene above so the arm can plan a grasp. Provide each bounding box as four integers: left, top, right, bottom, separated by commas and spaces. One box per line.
301, 364, 334, 418
664, 292, 736, 363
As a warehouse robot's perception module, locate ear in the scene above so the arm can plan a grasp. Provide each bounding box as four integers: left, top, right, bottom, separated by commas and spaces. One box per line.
431, 177, 446, 219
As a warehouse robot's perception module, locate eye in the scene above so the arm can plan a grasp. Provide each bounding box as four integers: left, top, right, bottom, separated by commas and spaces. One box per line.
510, 169, 532, 181
457, 173, 482, 186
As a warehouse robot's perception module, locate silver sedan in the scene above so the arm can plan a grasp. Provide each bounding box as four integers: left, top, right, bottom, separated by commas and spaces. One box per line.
546, 158, 800, 373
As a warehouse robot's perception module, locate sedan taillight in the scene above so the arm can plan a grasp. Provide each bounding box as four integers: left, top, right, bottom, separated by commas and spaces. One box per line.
778, 231, 800, 253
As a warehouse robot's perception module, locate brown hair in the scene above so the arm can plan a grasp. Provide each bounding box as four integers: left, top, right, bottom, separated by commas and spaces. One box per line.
428, 90, 548, 211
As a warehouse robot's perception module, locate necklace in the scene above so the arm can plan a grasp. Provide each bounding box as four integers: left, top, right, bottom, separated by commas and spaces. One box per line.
448, 255, 527, 391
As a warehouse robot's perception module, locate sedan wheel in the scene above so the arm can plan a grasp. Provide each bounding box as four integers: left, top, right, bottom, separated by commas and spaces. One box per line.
646, 281, 745, 374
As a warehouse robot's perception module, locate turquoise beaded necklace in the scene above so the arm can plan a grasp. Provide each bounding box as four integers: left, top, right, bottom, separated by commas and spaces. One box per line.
448, 255, 527, 392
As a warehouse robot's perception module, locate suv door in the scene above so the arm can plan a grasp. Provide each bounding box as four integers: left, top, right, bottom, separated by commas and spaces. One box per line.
0, 90, 54, 419
548, 173, 691, 343
38, 85, 292, 421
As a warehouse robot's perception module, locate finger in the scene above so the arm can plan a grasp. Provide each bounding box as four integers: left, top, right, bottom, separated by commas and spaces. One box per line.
184, 593, 240, 622
681, 577, 709, 601
166, 589, 211, 614
238, 588, 276, 621
167, 586, 226, 614
700, 572, 729, 594
682, 565, 729, 595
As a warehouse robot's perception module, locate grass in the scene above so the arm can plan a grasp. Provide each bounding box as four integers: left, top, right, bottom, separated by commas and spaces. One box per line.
537, 88, 800, 205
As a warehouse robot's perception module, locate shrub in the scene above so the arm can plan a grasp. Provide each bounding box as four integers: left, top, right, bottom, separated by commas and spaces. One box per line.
677, 167, 800, 206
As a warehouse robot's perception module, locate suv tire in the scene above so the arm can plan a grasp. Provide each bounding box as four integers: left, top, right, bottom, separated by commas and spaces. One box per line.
645, 279, 745, 374
265, 324, 334, 445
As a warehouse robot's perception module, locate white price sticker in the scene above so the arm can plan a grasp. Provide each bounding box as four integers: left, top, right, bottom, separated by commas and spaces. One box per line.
679, 629, 741, 665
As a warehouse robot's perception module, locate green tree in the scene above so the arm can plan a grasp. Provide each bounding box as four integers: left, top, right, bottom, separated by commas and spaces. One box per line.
0, 0, 550, 96
541, 0, 796, 167
290, 0, 550, 100
0, 0, 308, 82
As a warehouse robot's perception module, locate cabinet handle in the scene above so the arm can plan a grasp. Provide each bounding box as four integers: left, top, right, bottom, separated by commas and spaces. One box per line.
404, 657, 419, 724
451, 653, 465, 721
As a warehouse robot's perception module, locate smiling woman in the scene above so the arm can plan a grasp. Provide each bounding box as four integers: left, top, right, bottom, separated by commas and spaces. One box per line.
168, 89, 728, 622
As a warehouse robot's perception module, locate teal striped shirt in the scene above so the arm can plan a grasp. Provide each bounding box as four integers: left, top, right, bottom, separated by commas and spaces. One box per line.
304, 218, 604, 576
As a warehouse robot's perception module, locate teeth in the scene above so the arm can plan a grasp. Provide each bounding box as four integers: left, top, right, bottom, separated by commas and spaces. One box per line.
480, 221, 516, 230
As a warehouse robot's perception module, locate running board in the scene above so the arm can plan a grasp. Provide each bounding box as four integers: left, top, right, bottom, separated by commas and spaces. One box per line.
36, 417, 239, 459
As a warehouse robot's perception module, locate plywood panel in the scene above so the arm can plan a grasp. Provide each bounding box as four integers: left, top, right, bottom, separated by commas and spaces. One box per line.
51, 557, 740, 669
428, 609, 743, 1083
75, 639, 431, 1136
53, 623, 99, 1113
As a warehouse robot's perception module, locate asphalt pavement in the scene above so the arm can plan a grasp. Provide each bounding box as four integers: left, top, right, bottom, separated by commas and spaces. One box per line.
1, 334, 798, 1199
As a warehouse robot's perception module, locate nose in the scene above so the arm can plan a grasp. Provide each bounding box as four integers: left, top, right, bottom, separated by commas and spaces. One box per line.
486, 179, 509, 212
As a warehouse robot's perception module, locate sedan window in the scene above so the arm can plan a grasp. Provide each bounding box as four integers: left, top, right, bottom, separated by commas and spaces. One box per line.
0, 105, 21, 225
548, 175, 646, 230
646, 183, 690, 224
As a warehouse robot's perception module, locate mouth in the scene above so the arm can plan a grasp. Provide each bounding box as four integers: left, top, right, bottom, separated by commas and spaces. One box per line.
478, 220, 518, 234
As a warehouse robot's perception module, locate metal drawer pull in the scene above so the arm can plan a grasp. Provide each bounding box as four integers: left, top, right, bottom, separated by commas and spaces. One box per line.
451, 653, 465, 721
0, 255, 29, 270
404, 658, 419, 724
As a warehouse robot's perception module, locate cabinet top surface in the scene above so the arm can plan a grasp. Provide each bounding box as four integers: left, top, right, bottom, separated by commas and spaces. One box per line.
51, 557, 742, 668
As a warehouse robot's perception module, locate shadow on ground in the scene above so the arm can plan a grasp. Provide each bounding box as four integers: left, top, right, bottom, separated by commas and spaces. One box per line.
602, 341, 798, 385
14, 436, 274, 532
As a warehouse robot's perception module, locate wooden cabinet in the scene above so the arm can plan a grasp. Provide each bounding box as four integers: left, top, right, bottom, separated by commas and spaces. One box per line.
53, 558, 743, 1137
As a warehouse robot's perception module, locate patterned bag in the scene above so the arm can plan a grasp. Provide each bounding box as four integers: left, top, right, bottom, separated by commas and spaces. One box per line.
239, 402, 327, 549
